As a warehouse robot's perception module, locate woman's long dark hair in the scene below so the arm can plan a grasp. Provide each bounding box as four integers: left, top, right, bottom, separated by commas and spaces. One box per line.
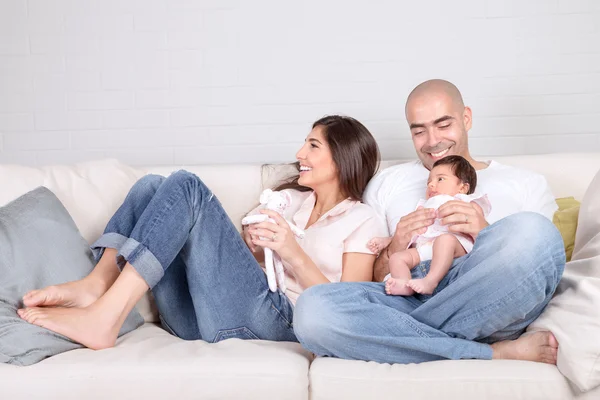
274, 115, 380, 201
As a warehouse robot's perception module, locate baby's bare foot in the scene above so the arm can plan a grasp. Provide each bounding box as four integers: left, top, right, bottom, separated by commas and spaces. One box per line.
22, 278, 106, 309
18, 304, 121, 350
385, 278, 415, 296
407, 278, 438, 295
491, 331, 559, 364
367, 237, 389, 254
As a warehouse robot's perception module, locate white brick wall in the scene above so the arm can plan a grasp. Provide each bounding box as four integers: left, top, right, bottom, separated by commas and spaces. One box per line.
0, 0, 599, 166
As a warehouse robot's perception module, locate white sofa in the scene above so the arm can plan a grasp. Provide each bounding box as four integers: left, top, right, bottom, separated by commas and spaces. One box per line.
0, 153, 599, 400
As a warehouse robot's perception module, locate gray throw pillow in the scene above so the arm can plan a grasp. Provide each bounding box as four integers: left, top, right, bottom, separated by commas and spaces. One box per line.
0, 187, 144, 366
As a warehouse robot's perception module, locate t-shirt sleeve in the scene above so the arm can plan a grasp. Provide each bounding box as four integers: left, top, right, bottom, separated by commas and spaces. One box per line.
523, 173, 558, 221
343, 212, 389, 254
363, 172, 388, 225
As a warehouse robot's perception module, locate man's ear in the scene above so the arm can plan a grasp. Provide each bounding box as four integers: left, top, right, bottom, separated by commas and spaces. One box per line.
463, 106, 472, 132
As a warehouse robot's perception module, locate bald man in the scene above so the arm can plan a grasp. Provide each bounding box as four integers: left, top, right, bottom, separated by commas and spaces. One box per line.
293, 79, 565, 365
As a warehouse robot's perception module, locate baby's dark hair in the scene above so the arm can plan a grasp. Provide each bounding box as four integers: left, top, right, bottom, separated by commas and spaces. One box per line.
432, 155, 477, 194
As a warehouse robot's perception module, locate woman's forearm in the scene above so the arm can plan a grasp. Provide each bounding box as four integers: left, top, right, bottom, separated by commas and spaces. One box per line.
288, 252, 330, 289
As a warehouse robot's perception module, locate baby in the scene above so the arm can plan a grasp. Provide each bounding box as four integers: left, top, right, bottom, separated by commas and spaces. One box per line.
368, 155, 490, 296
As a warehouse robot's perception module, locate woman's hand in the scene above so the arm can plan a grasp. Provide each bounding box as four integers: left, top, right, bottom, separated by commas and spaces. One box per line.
248, 210, 305, 265
250, 210, 331, 289
242, 224, 258, 253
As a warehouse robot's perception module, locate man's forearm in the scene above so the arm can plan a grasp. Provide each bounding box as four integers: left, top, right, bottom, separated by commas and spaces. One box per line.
373, 246, 390, 282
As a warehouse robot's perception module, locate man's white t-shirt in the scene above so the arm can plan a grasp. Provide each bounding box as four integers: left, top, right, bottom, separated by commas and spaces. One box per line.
364, 160, 558, 235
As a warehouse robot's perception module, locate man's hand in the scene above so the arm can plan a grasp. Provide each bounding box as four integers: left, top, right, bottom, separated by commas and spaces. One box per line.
389, 207, 436, 253
373, 207, 436, 282
437, 200, 488, 240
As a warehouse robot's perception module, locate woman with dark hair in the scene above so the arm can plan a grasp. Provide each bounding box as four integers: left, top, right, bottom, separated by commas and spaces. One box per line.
18, 115, 387, 350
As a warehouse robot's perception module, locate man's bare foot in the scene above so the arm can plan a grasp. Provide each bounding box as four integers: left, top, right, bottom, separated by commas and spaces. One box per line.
385, 278, 415, 296
367, 237, 391, 254
22, 278, 106, 309
407, 277, 438, 295
18, 304, 121, 350
491, 331, 559, 364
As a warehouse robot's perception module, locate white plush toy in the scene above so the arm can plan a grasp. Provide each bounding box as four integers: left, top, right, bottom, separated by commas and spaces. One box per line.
241, 189, 305, 293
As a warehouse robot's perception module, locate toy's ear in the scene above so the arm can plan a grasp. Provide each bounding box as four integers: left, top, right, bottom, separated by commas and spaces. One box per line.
281, 190, 292, 206
260, 189, 273, 204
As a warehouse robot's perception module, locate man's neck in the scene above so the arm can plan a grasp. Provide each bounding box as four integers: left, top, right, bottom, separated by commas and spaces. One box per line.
471, 160, 490, 171
464, 155, 489, 171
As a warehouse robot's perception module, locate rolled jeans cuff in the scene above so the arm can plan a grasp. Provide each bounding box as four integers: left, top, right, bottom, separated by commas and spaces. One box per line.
90, 232, 129, 262
117, 237, 164, 288
477, 343, 493, 360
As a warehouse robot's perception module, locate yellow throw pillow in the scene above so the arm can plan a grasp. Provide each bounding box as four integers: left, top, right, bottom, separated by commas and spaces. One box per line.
553, 197, 580, 262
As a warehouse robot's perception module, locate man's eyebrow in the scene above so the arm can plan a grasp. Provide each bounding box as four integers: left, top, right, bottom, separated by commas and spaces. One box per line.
409, 115, 455, 129
433, 115, 454, 125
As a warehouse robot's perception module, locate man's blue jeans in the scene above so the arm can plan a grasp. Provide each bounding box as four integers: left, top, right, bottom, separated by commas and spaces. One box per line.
293, 212, 565, 363
91, 171, 297, 343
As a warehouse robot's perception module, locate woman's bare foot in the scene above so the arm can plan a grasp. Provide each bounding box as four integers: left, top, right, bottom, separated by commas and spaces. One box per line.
18, 304, 121, 350
491, 331, 559, 364
385, 278, 415, 296
407, 277, 438, 295
22, 278, 107, 309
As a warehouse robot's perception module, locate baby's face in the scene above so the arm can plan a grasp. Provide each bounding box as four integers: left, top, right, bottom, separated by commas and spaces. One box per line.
426, 164, 466, 199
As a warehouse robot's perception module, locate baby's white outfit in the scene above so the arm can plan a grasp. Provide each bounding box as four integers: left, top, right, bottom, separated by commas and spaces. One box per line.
410, 193, 492, 261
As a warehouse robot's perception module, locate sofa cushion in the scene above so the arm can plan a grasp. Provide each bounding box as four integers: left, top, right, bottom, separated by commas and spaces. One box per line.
308, 357, 575, 400
0, 159, 161, 323
0, 324, 312, 400
0, 160, 265, 326
490, 153, 600, 200
0, 187, 143, 366
528, 167, 600, 392
0, 159, 145, 245
553, 197, 580, 262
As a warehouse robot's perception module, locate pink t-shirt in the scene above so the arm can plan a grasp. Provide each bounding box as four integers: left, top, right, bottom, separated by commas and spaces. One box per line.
247, 189, 388, 305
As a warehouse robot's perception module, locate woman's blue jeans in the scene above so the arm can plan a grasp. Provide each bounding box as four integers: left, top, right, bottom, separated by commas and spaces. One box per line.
91, 171, 297, 343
